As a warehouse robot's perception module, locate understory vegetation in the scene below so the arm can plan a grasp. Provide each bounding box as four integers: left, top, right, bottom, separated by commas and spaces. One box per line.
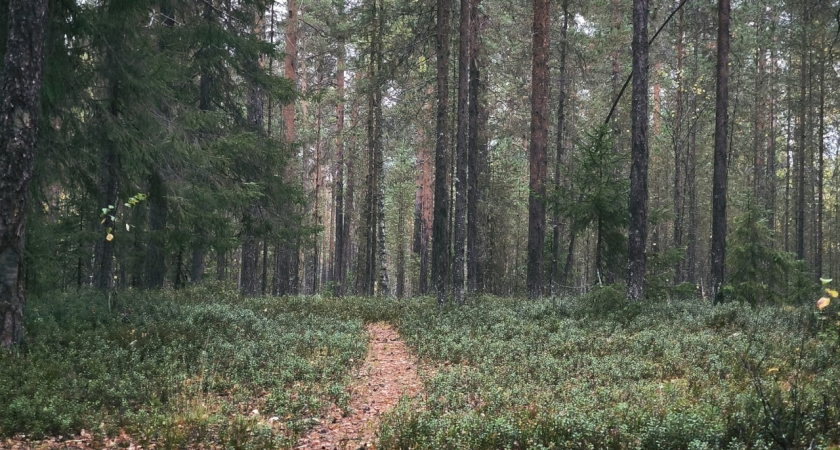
2, 287, 840, 449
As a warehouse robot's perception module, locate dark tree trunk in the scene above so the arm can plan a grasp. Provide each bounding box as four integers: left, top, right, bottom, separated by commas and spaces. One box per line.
627, 0, 649, 302
0, 0, 48, 348
816, 52, 825, 280
216, 249, 227, 281
190, 247, 205, 284
672, 5, 685, 284
551, 0, 569, 294
453, 0, 471, 305
796, 8, 807, 262
144, 171, 167, 289
240, 11, 265, 297
710, 0, 731, 304
333, 12, 346, 296
467, 0, 484, 294
527, 0, 550, 299
766, 16, 777, 234
240, 212, 259, 296
432, 0, 452, 304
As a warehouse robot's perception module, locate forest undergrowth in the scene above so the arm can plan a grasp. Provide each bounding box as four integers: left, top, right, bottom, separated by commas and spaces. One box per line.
2, 285, 839, 449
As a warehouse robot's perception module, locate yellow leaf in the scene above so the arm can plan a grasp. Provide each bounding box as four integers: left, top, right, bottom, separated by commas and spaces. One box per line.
106, 233, 114, 242
826, 289, 839, 298
817, 297, 831, 311
767, 367, 779, 374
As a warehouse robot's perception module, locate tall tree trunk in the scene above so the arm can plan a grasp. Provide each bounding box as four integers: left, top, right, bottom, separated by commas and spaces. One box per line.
551, 0, 569, 294
373, 2, 388, 296
796, 5, 807, 261
453, 0, 471, 305
627, 0, 649, 302
276, 0, 299, 296
527, 0, 550, 299
467, 0, 484, 294
672, 4, 685, 283
710, 0, 731, 304
432, 0, 452, 304
93, 98, 120, 291
333, 8, 346, 296
816, 50, 825, 279
0, 0, 48, 348
766, 14, 777, 234
240, 10, 265, 297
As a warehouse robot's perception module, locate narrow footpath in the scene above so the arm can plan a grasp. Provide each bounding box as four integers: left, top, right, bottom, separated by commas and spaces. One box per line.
294, 322, 424, 450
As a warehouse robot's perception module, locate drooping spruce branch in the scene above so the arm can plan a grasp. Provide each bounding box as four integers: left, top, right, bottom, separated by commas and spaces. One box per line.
604, 0, 691, 125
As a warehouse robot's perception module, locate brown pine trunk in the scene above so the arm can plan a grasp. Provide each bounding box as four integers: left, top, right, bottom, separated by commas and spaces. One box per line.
432, 0, 452, 304
627, 0, 649, 302
710, 0, 731, 304
0, 0, 49, 347
527, 0, 550, 299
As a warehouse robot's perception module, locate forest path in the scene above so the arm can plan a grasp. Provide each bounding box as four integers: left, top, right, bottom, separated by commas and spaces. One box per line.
294, 322, 426, 450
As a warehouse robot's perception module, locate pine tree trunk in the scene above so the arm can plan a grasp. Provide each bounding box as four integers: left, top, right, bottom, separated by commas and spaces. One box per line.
0, 0, 48, 348
432, 0, 452, 304
796, 7, 807, 261
278, 0, 299, 296
551, 0, 569, 294
467, 0, 484, 294
816, 52, 825, 280
672, 5, 685, 284
627, 0, 649, 302
333, 17, 346, 296
527, 0, 550, 299
453, 0, 470, 305
710, 0, 731, 304
240, 10, 265, 297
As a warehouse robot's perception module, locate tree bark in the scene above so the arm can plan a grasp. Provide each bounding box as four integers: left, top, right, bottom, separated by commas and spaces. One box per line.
467, 0, 484, 294
796, 6, 807, 261
710, 0, 731, 304
453, 0, 471, 305
627, 0, 649, 302
333, 6, 346, 295
0, 0, 48, 348
672, 4, 685, 283
527, 0, 550, 299
551, 0, 569, 294
240, 9, 265, 297
432, 0, 452, 304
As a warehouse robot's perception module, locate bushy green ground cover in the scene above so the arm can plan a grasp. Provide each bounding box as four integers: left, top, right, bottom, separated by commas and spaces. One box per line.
381, 290, 840, 449
0, 284, 370, 448
3, 286, 839, 449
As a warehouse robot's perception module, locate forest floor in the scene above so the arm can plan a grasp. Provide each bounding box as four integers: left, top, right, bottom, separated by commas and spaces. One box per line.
3, 322, 427, 450
294, 322, 426, 450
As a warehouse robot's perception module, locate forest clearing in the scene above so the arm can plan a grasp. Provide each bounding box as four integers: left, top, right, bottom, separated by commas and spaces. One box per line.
1, 286, 839, 449
2, 0, 840, 448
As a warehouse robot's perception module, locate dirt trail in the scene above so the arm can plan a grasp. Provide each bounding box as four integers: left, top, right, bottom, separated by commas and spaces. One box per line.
294, 322, 424, 450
